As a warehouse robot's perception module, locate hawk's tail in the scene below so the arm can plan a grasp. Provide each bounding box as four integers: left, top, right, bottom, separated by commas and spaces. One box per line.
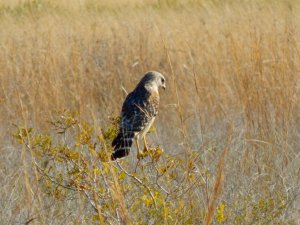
111, 131, 134, 160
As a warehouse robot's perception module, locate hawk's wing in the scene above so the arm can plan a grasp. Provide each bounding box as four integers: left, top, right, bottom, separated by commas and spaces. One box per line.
120, 90, 158, 134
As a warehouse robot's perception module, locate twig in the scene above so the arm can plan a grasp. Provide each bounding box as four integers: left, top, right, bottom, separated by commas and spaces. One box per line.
117, 162, 157, 209
205, 148, 228, 225
24, 217, 36, 225
83, 190, 99, 213
34, 162, 77, 191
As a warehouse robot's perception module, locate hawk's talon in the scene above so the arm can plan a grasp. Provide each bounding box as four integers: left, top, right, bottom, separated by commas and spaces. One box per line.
137, 152, 142, 160
149, 146, 164, 161
142, 145, 149, 154
137, 150, 148, 159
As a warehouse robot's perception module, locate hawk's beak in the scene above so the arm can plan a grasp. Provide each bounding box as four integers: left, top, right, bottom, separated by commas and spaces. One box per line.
162, 84, 166, 90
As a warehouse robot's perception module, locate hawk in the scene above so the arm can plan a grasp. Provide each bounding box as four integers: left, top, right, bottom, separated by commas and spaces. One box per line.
111, 71, 166, 160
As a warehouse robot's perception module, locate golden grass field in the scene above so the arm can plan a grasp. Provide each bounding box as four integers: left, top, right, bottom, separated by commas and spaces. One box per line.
1, 0, 300, 224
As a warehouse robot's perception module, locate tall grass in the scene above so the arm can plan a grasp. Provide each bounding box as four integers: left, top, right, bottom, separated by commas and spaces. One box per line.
0, 0, 300, 224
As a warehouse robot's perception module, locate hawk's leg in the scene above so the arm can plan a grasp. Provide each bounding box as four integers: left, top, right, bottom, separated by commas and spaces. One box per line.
135, 136, 150, 159
135, 137, 142, 159
140, 136, 151, 158
143, 136, 149, 153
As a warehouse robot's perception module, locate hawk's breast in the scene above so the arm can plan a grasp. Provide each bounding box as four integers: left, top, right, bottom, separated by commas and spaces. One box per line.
137, 90, 159, 137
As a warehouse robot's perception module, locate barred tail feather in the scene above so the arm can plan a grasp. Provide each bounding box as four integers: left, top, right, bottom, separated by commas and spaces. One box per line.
111, 131, 134, 160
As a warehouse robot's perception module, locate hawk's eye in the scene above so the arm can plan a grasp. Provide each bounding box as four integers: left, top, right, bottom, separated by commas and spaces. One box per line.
161, 78, 165, 83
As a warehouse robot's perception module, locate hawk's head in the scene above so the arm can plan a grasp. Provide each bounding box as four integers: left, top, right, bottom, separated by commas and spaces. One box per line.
140, 71, 166, 92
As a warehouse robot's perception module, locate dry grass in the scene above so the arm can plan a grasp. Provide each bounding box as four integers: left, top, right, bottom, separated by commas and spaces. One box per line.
1, 0, 300, 224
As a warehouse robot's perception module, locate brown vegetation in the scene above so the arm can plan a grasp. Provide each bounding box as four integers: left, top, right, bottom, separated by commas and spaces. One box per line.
0, 0, 300, 224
